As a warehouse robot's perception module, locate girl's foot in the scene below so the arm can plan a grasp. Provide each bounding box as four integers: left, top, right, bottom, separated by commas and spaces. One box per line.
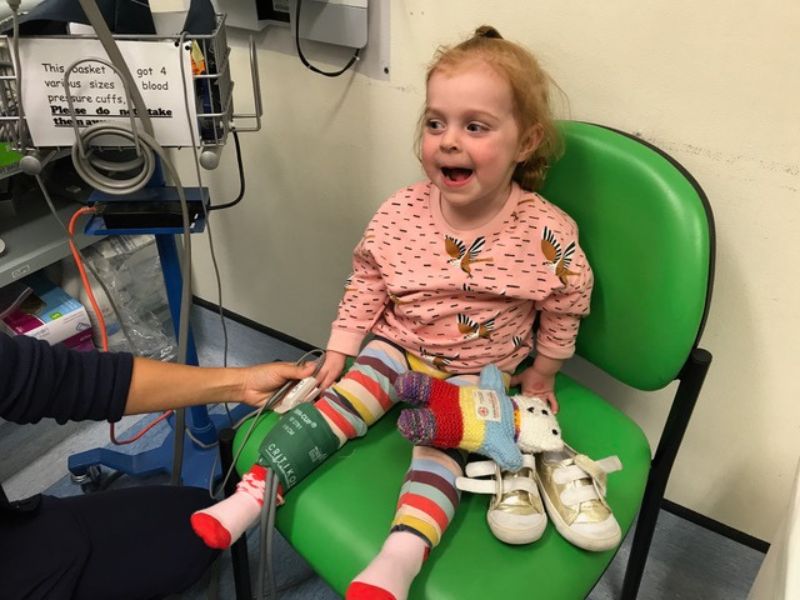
345, 531, 428, 600
190, 464, 272, 549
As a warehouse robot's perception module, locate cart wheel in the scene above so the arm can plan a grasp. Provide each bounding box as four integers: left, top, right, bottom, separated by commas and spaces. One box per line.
70, 465, 103, 494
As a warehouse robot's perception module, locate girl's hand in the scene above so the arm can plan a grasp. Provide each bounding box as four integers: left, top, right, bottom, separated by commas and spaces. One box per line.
316, 350, 348, 391
510, 365, 559, 414
239, 361, 317, 408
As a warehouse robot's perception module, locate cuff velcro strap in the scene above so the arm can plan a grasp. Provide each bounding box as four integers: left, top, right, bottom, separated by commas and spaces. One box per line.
257, 403, 339, 492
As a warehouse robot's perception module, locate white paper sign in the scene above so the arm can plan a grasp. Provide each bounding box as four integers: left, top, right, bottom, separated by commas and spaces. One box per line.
17, 38, 199, 147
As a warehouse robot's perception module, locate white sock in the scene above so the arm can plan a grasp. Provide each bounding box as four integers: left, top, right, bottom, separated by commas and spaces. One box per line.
347, 531, 428, 600
191, 464, 270, 549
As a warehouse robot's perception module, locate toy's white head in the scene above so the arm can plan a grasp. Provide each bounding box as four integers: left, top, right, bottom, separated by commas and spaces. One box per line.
514, 395, 564, 453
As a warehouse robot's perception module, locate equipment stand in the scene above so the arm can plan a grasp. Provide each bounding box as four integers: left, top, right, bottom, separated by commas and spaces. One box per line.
68, 192, 250, 490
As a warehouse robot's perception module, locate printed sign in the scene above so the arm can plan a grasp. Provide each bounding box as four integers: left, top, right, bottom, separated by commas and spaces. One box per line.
17, 37, 198, 147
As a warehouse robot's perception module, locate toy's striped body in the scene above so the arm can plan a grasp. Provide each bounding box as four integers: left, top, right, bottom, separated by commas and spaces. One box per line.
396, 371, 522, 470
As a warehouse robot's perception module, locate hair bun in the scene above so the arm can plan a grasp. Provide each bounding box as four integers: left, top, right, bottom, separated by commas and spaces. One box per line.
475, 25, 503, 40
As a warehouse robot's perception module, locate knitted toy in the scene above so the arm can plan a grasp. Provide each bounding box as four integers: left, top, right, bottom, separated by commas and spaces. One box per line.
394, 365, 564, 472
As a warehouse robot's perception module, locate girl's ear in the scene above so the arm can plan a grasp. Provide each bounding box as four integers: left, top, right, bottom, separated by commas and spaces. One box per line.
517, 124, 544, 163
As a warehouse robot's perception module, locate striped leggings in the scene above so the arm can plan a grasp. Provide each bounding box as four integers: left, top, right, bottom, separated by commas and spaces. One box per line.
315, 338, 476, 548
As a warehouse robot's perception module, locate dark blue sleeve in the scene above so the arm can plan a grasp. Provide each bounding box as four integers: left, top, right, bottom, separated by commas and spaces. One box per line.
0, 333, 134, 424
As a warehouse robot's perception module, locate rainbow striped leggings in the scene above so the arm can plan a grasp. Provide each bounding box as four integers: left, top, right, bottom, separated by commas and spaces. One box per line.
314, 337, 476, 548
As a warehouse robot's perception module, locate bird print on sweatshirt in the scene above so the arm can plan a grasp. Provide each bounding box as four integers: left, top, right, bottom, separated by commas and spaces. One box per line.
512, 335, 528, 351
457, 313, 496, 341
445, 235, 492, 277
389, 292, 413, 305
419, 346, 460, 371
541, 226, 578, 286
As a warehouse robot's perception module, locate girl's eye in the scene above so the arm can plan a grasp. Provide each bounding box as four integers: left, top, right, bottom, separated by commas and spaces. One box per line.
467, 123, 487, 133
426, 119, 444, 131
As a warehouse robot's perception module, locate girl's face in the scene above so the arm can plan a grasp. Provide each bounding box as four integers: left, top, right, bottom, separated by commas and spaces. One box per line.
421, 61, 535, 228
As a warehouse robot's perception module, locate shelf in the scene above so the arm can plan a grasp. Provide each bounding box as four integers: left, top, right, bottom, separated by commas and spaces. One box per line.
0, 189, 101, 288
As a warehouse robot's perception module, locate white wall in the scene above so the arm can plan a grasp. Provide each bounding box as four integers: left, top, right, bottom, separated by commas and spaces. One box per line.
184, 0, 800, 542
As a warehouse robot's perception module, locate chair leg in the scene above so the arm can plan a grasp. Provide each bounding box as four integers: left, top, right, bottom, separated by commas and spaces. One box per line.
620, 470, 664, 600
219, 427, 253, 600
621, 348, 712, 599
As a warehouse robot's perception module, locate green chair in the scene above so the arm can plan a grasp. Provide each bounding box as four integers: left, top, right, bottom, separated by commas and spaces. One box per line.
229, 120, 715, 599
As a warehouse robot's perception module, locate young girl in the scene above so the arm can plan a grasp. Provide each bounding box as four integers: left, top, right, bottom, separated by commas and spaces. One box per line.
192, 26, 594, 600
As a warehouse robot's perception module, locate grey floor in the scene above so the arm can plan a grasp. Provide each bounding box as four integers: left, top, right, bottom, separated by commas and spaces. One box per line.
2, 305, 766, 599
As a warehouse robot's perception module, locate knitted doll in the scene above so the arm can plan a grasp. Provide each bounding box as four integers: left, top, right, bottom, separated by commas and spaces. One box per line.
394, 365, 563, 472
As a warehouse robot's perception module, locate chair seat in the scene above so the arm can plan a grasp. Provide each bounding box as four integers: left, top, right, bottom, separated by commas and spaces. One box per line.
233, 372, 651, 599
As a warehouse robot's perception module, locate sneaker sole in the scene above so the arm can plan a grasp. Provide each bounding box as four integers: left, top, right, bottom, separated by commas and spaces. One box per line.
539, 486, 621, 552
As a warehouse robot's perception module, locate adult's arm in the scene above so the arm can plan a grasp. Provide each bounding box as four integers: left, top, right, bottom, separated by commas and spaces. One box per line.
124, 358, 315, 415
0, 333, 133, 424
0, 333, 316, 424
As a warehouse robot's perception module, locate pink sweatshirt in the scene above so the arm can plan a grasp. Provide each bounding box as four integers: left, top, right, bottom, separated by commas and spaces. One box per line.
327, 181, 594, 374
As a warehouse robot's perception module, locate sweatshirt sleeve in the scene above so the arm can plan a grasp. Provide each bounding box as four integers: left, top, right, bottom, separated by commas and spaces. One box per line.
0, 333, 134, 424
327, 221, 389, 356
534, 219, 594, 360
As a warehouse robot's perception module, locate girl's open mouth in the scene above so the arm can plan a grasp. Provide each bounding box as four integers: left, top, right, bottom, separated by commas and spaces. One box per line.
442, 167, 473, 186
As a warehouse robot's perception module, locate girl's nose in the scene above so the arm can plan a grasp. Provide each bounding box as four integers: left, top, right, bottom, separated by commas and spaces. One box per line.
440, 131, 460, 152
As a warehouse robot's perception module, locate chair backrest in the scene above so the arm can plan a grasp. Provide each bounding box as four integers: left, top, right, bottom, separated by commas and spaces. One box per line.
539, 122, 714, 391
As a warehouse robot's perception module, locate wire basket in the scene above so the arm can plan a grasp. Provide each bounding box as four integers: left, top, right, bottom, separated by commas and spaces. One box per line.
0, 13, 261, 158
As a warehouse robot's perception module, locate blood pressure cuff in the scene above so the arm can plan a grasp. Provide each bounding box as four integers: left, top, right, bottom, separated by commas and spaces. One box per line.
256, 403, 340, 492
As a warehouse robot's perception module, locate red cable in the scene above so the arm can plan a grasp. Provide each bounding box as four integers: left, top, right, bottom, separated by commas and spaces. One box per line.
67, 208, 107, 342
110, 410, 173, 445
68, 207, 173, 445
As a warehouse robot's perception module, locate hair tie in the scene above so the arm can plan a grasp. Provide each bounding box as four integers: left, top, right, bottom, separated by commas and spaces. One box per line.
475, 25, 503, 40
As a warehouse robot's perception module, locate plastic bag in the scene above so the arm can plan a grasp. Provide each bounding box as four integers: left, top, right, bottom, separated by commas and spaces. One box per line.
63, 234, 177, 361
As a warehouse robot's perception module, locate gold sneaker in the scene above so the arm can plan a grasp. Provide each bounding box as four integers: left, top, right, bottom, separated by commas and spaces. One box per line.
456, 454, 547, 545
536, 445, 623, 551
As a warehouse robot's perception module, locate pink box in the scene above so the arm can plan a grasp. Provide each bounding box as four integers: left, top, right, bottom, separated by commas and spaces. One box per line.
1, 273, 93, 347
62, 329, 96, 352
